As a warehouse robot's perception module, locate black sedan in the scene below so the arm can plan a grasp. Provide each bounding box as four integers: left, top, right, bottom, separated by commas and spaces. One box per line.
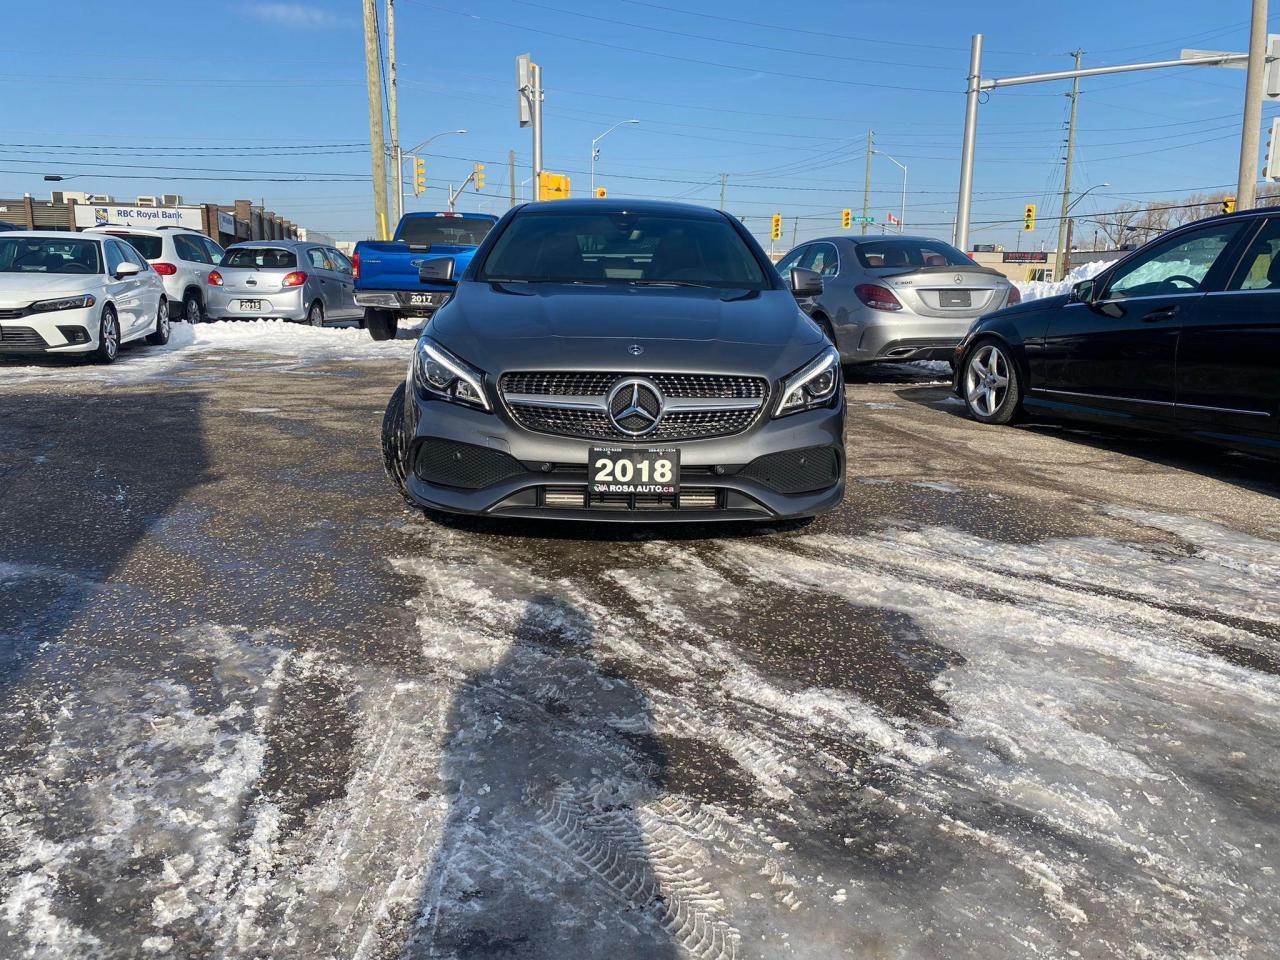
381, 199, 846, 522
954, 208, 1280, 459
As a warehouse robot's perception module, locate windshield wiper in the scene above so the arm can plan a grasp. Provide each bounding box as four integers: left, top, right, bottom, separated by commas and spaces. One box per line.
626, 279, 717, 289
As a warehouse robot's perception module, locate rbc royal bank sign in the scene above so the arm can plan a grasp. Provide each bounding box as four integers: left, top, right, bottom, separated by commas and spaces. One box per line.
73, 204, 205, 231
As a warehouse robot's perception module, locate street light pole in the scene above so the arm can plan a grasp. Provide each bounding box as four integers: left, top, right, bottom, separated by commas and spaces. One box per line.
875, 151, 908, 233
401, 129, 466, 210
590, 119, 640, 193
1237, 0, 1268, 209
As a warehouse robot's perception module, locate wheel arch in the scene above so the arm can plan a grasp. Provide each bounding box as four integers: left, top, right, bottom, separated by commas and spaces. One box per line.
959, 323, 1032, 390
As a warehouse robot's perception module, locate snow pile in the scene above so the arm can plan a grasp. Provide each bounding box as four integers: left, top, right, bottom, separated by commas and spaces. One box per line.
169, 319, 416, 359
1014, 260, 1110, 302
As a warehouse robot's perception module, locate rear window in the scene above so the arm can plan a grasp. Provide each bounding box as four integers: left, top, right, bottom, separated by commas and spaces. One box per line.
104, 232, 162, 259
855, 239, 974, 270
221, 247, 297, 269
397, 217, 493, 247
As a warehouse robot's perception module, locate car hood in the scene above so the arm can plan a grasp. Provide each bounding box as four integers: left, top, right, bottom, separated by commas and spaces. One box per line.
0, 273, 94, 306
430, 281, 826, 376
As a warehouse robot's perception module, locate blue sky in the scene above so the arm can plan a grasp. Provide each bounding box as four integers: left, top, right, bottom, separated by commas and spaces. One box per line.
0, 0, 1274, 249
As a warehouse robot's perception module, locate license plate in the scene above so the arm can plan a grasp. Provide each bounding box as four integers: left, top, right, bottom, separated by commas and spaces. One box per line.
238, 299, 263, 311
939, 290, 971, 308
408, 293, 435, 306
589, 447, 680, 496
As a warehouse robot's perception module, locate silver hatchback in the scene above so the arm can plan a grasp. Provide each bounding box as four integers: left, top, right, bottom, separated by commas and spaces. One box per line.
776, 235, 1020, 365
205, 240, 363, 325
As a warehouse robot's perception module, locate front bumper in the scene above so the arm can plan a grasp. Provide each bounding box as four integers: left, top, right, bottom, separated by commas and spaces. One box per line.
355, 289, 450, 318
0, 306, 98, 354
403, 388, 846, 522
834, 310, 973, 364
206, 287, 304, 320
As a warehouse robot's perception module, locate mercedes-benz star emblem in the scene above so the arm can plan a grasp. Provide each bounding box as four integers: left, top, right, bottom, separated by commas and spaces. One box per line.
607, 378, 664, 436
628, 343, 644, 356
953, 274, 964, 285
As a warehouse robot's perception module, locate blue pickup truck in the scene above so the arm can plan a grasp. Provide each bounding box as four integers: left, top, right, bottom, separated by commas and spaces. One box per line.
354, 211, 498, 340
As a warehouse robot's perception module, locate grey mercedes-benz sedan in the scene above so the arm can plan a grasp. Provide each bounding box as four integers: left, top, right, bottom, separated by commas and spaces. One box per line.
776, 235, 1020, 365
380, 199, 846, 523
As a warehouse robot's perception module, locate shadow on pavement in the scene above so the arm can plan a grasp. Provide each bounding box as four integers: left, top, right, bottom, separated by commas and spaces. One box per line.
405, 595, 682, 959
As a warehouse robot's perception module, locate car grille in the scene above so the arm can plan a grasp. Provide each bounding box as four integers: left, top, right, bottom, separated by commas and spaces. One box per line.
499, 371, 769, 442
0, 325, 47, 347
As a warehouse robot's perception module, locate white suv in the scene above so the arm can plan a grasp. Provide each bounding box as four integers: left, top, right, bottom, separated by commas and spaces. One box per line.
85, 225, 224, 323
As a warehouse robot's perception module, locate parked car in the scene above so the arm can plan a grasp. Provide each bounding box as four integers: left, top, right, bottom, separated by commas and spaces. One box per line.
355, 211, 498, 341
380, 199, 845, 523
0, 230, 169, 362
954, 208, 1280, 459
86, 224, 224, 323
775, 235, 1019, 365
0, 221, 19, 232
206, 240, 362, 326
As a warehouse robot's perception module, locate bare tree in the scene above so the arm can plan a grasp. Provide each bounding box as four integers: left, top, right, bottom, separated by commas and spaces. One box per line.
1088, 203, 1143, 248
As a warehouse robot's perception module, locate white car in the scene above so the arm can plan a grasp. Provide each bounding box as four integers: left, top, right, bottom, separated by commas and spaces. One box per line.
86, 224, 224, 323
0, 231, 169, 363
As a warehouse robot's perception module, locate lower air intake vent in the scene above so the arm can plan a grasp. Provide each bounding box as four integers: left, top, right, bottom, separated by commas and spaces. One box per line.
413, 439, 527, 489
738, 445, 841, 494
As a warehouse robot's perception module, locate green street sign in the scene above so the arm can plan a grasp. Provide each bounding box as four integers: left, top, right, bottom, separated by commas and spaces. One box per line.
853, 216, 875, 223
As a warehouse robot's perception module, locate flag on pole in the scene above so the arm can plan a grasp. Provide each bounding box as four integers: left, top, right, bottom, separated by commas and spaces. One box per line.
886, 212, 901, 227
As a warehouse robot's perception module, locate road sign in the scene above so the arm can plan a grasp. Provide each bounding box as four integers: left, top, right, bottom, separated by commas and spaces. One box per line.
1023, 203, 1036, 231
853, 215, 874, 224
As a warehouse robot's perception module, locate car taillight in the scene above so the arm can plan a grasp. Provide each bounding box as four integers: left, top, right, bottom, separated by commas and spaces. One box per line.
351, 251, 360, 279
854, 284, 903, 311
208, 270, 223, 286
152, 262, 178, 276
1006, 285, 1021, 305
281, 271, 308, 288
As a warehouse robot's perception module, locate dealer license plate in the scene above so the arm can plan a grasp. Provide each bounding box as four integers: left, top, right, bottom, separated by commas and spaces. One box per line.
238, 299, 263, 311
408, 292, 435, 306
939, 290, 971, 308
589, 447, 680, 496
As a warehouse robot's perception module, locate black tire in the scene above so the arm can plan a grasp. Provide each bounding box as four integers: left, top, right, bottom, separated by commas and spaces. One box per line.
961, 338, 1021, 425
366, 308, 396, 341
307, 300, 325, 327
92, 305, 119, 363
146, 298, 171, 346
381, 381, 414, 505
183, 289, 203, 324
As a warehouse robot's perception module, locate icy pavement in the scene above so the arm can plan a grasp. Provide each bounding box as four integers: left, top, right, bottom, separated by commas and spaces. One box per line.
1, 349, 1278, 959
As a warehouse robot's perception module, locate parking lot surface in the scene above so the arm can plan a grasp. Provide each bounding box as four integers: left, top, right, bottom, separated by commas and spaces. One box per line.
2, 325, 1278, 960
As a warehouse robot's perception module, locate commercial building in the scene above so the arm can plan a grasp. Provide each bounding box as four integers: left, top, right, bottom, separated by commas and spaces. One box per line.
0, 190, 319, 247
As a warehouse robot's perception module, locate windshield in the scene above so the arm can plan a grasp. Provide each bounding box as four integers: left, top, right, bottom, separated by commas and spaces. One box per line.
478, 211, 768, 288
0, 236, 101, 274
398, 217, 493, 247
221, 247, 297, 269
103, 232, 162, 260
855, 239, 974, 270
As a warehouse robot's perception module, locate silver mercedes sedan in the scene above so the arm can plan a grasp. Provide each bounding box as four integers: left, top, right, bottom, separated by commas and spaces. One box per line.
776, 235, 1020, 365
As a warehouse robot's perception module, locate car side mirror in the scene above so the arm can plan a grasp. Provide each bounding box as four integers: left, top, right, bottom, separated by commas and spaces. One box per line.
790, 266, 823, 298
1071, 278, 1096, 303
419, 257, 456, 284
114, 262, 142, 278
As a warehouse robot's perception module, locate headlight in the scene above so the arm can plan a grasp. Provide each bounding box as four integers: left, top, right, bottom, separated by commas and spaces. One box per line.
412, 337, 490, 411
774, 346, 840, 417
31, 294, 96, 312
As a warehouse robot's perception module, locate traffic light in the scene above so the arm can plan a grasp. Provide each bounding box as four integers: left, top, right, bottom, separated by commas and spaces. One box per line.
1222, 195, 1237, 214
595, 186, 607, 198
841, 208, 852, 230
413, 157, 426, 195
1023, 203, 1036, 232
474, 163, 485, 191
1265, 118, 1280, 181
770, 213, 782, 241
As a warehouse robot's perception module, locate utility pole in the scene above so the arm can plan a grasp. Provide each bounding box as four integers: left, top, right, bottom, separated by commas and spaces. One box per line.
387, 0, 401, 225
1238, 0, 1268, 209
362, 0, 389, 239
508, 150, 517, 208
955, 34, 984, 250
719, 173, 727, 210
533, 63, 544, 191
861, 129, 874, 236
791, 217, 798, 247
1056, 49, 1082, 280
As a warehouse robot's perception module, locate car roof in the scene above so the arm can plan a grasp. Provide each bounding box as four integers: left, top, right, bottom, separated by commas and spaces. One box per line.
802, 235, 953, 246
512, 198, 726, 219
0, 230, 103, 241
84, 225, 202, 236
227, 239, 313, 249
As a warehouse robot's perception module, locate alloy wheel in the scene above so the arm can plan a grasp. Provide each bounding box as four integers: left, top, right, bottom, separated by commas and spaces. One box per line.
103, 311, 118, 359
158, 300, 170, 338
965, 344, 1010, 418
